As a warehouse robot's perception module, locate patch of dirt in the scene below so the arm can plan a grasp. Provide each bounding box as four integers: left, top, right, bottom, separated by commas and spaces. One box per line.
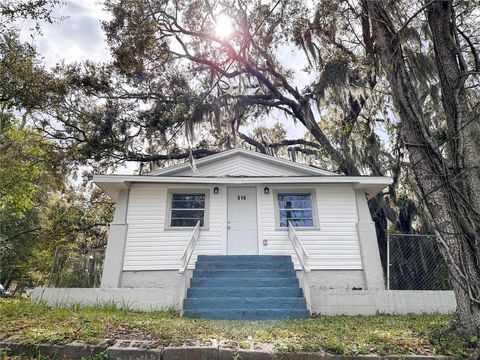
105, 324, 157, 342
173, 339, 217, 347
113, 339, 162, 349
218, 339, 252, 350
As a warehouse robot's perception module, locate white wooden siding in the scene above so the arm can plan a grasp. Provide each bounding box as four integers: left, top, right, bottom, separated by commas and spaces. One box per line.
123, 184, 226, 271
258, 184, 363, 270
123, 183, 363, 271
175, 154, 311, 177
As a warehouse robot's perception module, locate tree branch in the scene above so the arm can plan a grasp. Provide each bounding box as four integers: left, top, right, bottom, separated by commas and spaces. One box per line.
456, 28, 479, 73
267, 138, 322, 149
127, 149, 218, 162
238, 132, 267, 153
238, 132, 323, 153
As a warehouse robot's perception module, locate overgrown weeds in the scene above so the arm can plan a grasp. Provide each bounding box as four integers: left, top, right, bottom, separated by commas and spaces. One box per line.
0, 298, 474, 357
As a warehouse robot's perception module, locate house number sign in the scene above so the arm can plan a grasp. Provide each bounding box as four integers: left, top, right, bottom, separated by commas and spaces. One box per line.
237, 195, 247, 200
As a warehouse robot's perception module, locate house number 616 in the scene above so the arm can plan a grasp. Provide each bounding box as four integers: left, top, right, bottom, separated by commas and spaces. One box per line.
237, 195, 247, 200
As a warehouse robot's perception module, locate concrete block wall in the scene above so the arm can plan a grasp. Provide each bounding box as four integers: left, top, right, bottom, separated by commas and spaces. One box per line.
32, 287, 182, 311
311, 290, 456, 315
32, 287, 456, 315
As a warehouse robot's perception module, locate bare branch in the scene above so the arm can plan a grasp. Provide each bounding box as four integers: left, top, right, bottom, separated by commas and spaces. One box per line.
127, 149, 218, 162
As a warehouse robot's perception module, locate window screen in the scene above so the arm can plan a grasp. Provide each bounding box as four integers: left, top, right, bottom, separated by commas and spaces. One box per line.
170, 193, 205, 227
277, 193, 314, 227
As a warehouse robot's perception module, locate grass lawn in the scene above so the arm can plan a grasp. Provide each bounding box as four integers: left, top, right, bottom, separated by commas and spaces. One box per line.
0, 298, 475, 357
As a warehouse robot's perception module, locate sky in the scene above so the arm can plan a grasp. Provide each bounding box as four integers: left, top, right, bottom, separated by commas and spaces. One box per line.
19, 0, 312, 173
23, 0, 111, 67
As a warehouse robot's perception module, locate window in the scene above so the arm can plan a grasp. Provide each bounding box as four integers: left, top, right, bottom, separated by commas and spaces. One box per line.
170, 193, 206, 227
277, 193, 314, 227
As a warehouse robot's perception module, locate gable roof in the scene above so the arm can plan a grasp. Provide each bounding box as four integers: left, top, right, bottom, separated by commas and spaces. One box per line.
148, 148, 335, 177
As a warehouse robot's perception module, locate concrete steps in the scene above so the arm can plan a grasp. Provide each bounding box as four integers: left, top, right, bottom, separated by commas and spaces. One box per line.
183, 255, 310, 320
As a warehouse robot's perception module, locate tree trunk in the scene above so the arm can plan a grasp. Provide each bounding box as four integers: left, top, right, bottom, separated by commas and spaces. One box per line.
425, 0, 480, 336
426, 1, 480, 220
365, 0, 480, 337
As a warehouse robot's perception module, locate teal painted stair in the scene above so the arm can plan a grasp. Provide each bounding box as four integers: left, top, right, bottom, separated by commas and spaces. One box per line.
183, 255, 310, 320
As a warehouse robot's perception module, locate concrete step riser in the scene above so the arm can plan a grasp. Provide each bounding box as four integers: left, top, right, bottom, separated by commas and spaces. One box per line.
193, 270, 296, 278
184, 297, 307, 310
187, 287, 303, 298
183, 309, 310, 320
195, 262, 294, 269
190, 278, 299, 287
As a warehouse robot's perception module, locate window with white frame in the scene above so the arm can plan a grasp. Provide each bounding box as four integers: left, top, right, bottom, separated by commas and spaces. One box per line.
277, 193, 314, 227
169, 193, 206, 227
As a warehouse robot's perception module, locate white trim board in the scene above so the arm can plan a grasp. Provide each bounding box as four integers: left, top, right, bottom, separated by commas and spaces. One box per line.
94, 175, 392, 184
93, 175, 392, 201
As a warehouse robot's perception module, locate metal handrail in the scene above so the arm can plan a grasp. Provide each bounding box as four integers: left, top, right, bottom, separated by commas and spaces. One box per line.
288, 220, 311, 272
178, 220, 201, 274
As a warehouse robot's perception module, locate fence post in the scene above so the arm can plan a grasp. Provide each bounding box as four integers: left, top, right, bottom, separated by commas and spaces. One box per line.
92, 251, 96, 287
48, 247, 59, 287
386, 232, 390, 290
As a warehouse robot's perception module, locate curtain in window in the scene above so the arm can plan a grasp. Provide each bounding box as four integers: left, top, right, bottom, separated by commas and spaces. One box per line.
277, 193, 313, 227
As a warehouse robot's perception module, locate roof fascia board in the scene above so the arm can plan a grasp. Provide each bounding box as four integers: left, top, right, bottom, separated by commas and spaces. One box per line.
93, 174, 392, 186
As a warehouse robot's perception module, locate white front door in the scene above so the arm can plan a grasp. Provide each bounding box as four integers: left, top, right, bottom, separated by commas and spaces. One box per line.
227, 187, 258, 255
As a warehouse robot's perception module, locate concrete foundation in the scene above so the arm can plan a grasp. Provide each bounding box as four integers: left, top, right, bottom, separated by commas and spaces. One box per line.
297, 270, 365, 290
121, 270, 191, 288
121, 270, 193, 306
32, 287, 456, 315
122, 270, 364, 290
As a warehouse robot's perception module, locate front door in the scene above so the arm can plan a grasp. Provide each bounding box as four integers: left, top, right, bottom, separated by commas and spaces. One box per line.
227, 187, 258, 255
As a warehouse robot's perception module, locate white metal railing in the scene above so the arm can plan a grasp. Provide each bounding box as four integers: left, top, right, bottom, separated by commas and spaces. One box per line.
287, 220, 312, 311
178, 220, 201, 274
287, 220, 311, 272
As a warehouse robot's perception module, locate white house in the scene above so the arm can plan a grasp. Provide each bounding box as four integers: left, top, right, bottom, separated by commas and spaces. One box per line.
92, 148, 391, 319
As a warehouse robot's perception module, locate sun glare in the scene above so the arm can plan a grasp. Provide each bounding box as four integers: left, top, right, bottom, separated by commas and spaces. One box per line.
215, 14, 233, 38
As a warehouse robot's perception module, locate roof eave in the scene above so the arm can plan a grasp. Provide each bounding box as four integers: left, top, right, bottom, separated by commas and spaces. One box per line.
93, 174, 392, 201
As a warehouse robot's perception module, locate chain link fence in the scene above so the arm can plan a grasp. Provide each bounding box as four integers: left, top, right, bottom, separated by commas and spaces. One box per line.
0, 265, 44, 296
387, 234, 452, 290
48, 248, 105, 288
